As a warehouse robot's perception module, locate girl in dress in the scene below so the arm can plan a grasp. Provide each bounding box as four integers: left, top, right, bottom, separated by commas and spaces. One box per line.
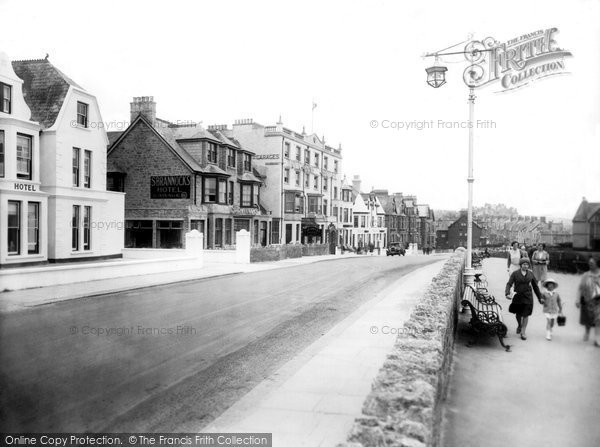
540, 278, 562, 341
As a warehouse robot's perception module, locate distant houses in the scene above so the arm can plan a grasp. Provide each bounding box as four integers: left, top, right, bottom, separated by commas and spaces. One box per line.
572, 197, 600, 250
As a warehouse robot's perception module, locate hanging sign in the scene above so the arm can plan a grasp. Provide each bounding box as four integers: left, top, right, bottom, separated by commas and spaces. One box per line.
464, 28, 572, 92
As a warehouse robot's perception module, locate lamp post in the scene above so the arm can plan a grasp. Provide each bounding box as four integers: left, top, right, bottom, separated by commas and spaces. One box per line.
424, 42, 493, 286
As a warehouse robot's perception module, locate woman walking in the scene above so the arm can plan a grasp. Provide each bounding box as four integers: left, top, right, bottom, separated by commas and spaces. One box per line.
576, 256, 600, 346
532, 243, 550, 285
506, 258, 542, 340
507, 241, 524, 276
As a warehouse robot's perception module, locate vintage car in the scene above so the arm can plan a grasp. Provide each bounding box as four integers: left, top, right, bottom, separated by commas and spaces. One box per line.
386, 242, 406, 256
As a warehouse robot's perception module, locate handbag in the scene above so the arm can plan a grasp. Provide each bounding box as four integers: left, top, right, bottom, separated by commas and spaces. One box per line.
557, 314, 566, 326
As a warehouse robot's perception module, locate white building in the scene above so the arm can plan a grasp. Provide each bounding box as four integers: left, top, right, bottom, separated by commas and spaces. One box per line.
350, 189, 387, 250
0, 54, 123, 267
225, 119, 344, 245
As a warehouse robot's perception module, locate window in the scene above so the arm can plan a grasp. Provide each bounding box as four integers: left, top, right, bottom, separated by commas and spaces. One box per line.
313, 175, 318, 190
304, 149, 310, 165
323, 156, 328, 170
284, 142, 290, 158
8, 201, 20, 255
17, 134, 32, 180
83, 150, 91, 188
0, 130, 4, 177
28, 202, 40, 254
72, 205, 80, 251
284, 168, 289, 184
323, 199, 328, 216
228, 181, 234, 204
308, 196, 320, 214
1, 82, 12, 114
333, 186, 338, 199
254, 220, 259, 245
107, 173, 125, 192
333, 206, 338, 220
253, 185, 259, 206
227, 149, 236, 167
207, 143, 217, 164
361, 216, 366, 228
243, 154, 251, 171
125, 220, 153, 248
83, 206, 91, 250
344, 209, 350, 223
285, 192, 295, 213
314, 153, 319, 168
225, 219, 232, 245
295, 170, 300, 186
77, 101, 88, 127
334, 160, 338, 173
218, 179, 227, 203
271, 219, 280, 244
234, 219, 250, 233
323, 178, 328, 191
204, 178, 217, 202
241, 184, 252, 207
354, 215, 359, 227
296, 146, 301, 161
215, 218, 223, 247
304, 173, 309, 188
73, 148, 80, 186
157, 220, 183, 248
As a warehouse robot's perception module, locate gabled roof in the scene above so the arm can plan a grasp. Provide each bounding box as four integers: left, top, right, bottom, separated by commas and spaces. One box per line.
12, 58, 83, 128
107, 131, 124, 146
573, 199, 600, 222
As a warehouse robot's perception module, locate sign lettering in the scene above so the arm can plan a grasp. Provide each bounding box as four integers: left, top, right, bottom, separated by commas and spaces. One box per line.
150, 175, 191, 199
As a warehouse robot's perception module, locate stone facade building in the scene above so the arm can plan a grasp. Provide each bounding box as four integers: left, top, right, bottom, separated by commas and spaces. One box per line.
107, 97, 270, 250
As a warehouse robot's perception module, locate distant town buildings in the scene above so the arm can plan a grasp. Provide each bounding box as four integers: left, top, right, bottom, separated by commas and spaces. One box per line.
572, 197, 600, 250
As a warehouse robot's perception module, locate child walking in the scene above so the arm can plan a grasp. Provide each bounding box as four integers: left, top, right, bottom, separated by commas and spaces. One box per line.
540, 278, 563, 341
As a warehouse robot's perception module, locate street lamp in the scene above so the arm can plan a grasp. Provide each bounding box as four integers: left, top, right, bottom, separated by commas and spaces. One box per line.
424, 41, 493, 286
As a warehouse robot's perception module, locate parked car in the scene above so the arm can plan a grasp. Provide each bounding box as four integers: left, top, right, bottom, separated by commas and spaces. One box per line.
386, 242, 406, 256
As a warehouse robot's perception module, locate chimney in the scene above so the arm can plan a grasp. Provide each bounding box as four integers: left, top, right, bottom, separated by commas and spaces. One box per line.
352, 175, 362, 193
130, 96, 156, 126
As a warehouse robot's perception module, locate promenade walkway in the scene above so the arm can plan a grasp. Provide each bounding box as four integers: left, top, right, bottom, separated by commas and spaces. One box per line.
442, 257, 600, 447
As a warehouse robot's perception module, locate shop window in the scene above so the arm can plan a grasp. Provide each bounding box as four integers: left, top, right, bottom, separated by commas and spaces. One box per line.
0, 130, 4, 177
77, 102, 88, 127
225, 219, 232, 245
17, 134, 32, 180
1, 82, 11, 114
157, 220, 183, 248
28, 202, 40, 254
215, 218, 223, 247
73, 148, 80, 186
84, 150, 91, 188
125, 220, 153, 248
72, 205, 80, 251
83, 206, 91, 250
8, 201, 20, 255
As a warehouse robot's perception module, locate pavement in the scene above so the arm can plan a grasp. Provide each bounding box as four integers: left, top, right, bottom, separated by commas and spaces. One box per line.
442, 257, 600, 447
203, 258, 447, 446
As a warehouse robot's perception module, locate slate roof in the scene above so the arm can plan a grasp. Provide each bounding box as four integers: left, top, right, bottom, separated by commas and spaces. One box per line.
12, 58, 82, 129
573, 200, 600, 222
107, 131, 124, 146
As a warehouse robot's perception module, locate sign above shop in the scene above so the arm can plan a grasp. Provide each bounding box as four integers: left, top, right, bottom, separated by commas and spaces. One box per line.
232, 205, 260, 216
254, 154, 280, 160
464, 28, 572, 92
150, 175, 191, 199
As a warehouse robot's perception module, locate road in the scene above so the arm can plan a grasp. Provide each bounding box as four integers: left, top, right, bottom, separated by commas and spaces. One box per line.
0, 255, 438, 432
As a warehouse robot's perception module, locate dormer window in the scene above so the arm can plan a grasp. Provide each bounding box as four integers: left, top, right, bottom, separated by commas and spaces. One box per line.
207, 143, 217, 164
1, 83, 11, 114
243, 153, 251, 171
77, 102, 88, 127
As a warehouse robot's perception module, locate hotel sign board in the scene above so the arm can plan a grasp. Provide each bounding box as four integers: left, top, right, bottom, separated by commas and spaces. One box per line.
150, 175, 191, 199
464, 28, 572, 92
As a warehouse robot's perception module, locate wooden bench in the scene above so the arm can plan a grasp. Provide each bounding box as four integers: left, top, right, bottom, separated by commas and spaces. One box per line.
461, 285, 511, 351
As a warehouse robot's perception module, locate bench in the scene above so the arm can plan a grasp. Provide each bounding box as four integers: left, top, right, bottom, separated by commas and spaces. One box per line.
461, 285, 511, 352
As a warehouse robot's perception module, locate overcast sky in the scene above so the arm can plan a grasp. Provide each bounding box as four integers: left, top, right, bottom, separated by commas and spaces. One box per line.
2, 0, 599, 219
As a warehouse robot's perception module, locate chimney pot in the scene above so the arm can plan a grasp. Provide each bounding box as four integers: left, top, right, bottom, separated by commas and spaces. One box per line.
130, 96, 157, 126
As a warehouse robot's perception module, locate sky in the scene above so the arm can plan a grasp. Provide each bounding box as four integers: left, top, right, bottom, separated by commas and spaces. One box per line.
1, 0, 599, 219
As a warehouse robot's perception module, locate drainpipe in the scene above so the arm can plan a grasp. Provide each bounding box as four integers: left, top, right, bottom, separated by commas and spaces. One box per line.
280, 136, 284, 244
